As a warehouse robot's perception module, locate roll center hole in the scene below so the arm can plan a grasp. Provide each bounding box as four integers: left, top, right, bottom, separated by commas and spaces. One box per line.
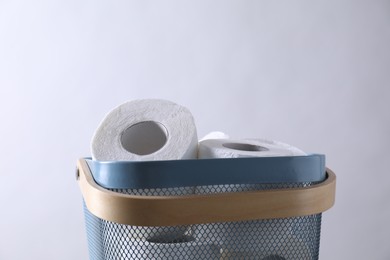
121, 121, 168, 155
222, 142, 268, 152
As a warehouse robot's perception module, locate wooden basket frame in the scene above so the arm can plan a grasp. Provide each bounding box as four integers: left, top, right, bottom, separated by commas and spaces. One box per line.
77, 158, 336, 227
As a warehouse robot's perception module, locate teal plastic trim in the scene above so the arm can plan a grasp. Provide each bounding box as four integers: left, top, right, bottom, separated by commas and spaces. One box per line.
85, 154, 326, 189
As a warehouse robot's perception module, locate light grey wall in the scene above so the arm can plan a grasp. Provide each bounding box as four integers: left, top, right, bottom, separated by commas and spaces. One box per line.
1, 1, 389, 259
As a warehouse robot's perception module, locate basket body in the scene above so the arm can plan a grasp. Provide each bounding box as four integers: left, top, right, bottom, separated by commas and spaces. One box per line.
83, 198, 322, 260
77, 156, 335, 260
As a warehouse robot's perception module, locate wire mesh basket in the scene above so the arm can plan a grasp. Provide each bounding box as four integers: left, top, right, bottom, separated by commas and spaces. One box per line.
77, 155, 336, 260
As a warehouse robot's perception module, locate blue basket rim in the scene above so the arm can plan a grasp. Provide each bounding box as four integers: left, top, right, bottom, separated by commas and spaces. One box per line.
84, 154, 326, 189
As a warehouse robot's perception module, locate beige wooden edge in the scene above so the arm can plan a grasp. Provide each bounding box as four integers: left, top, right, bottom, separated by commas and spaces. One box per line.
77, 158, 336, 227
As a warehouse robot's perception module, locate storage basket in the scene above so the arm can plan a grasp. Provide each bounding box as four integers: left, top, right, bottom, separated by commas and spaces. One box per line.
76, 155, 335, 260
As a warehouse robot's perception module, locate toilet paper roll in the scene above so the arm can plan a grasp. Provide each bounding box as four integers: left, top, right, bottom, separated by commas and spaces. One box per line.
198, 138, 306, 159
91, 99, 198, 247
91, 99, 198, 161
103, 235, 221, 260
196, 138, 306, 194
139, 240, 221, 260
195, 138, 306, 256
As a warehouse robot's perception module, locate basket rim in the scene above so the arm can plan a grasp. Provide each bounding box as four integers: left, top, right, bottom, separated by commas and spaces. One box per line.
85, 154, 326, 189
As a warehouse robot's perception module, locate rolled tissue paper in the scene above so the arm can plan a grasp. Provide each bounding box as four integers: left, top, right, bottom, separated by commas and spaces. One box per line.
92, 99, 198, 161
196, 138, 306, 193
91, 99, 198, 257
196, 138, 310, 258
198, 138, 306, 159
107, 238, 221, 260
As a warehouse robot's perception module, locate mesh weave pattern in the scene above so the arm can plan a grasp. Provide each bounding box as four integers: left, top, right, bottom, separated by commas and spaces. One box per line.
83, 182, 322, 260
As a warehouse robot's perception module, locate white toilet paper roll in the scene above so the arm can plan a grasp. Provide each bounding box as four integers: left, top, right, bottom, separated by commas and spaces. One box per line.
91, 99, 198, 161
129, 240, 221, 260
102, 232, 221, 260
196, 138, 306, 194
195, 138, 306, 256
198, 138, 306, 159
103, 224, 221, 260
91, 99, 198, 251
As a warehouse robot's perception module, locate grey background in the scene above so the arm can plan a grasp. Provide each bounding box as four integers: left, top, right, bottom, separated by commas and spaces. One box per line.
1, 1, 389, 259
